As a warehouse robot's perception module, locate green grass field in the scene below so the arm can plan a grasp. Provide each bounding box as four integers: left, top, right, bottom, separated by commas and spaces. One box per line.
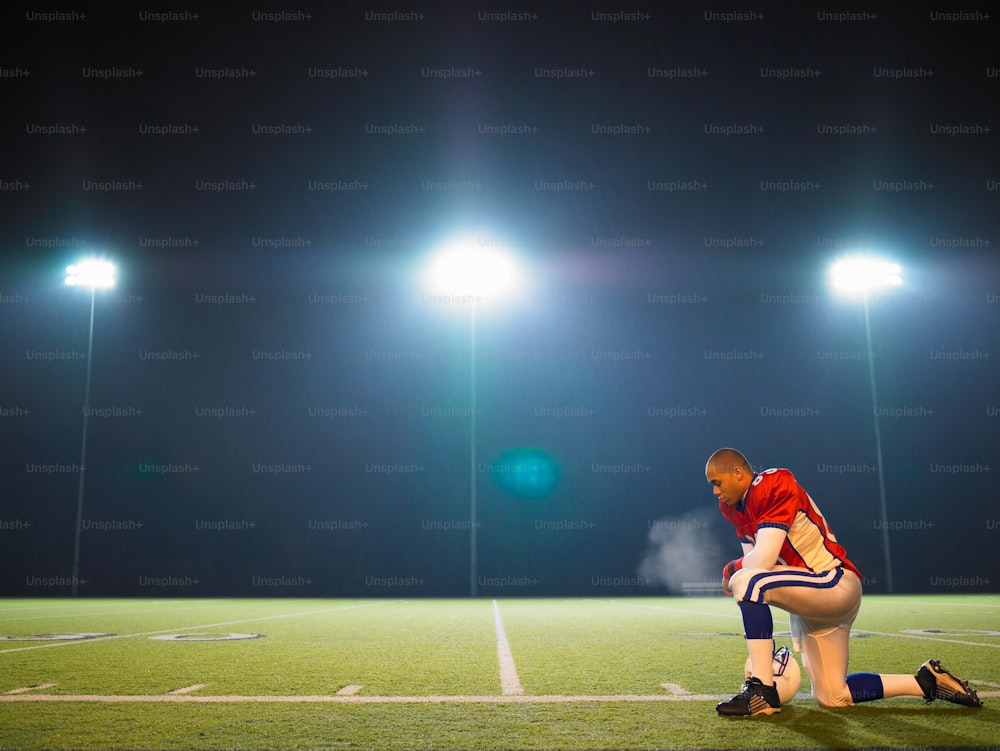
0, 596, 997, 750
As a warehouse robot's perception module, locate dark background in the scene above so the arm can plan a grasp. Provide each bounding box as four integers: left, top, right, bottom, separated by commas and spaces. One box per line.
1, 2, 997, 598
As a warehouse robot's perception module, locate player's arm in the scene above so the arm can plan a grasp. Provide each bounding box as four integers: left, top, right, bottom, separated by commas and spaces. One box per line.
722, 530, 787, 594
739, 526, 786, 571
722, 472, 797, 586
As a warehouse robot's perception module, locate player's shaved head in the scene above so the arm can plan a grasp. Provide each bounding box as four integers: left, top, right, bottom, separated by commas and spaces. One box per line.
706, 448, 752, 475
705, 448, 754, 507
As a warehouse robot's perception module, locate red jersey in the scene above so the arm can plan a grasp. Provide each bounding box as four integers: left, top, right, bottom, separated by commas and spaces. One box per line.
719, 468, 862, 578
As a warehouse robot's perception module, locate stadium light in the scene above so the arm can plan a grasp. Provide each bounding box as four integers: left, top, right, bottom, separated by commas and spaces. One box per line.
830, 255, 901, 295
425, 238, 520, 596
65, 258, 117, 290
828, 254, 900, 593
424, 240, 518, 303
65, 257, 117, 596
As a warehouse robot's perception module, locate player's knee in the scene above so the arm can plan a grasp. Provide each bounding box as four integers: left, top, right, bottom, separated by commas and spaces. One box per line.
812, 684, 854, 708
728, 568, 767, 602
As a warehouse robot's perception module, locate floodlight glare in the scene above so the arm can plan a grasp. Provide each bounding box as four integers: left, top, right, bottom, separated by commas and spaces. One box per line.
426, 241, 517, 301
65, 258, 117, 289
423, 236, 524, 597
829, 255, 901, 294
65, 255, 117, 596
827, 253, 900, 592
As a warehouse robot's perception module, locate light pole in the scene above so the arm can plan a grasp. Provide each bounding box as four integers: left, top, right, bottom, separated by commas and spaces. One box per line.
425, 240, 517, 596
829, 255, 901, 593
65, 258, 117, 596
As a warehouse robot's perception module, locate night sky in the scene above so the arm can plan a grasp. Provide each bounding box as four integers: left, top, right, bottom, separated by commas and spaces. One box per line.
1, 3, 997, 598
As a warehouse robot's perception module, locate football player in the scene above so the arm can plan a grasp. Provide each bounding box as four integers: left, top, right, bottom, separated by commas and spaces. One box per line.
706, 447, 983, 716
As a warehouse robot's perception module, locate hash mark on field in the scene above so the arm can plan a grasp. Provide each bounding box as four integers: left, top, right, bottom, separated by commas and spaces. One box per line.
661, 683, 691, 695
492, 600, 523, 696
5, 683, 57, 694
336, 685, 362, 695
168, 684, 206, 695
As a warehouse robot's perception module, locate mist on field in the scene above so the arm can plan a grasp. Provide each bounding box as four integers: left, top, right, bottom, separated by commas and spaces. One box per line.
638, 511, 725, 594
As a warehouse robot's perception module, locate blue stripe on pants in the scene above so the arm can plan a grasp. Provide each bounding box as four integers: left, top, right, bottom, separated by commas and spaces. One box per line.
744, 567, 844, 604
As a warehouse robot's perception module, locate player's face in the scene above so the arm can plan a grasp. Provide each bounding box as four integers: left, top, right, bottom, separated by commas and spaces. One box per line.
706, 466, 747, 506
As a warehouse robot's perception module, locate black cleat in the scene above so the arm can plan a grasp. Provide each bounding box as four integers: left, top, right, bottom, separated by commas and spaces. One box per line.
915, 660, 983, 707
716, 676, 781, 716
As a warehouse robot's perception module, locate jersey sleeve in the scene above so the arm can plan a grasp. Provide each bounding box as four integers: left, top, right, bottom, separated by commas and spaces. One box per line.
752, 469, 800, 531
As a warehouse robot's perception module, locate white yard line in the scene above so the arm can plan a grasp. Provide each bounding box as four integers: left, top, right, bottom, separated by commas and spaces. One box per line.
492, 600, 523, 696
601, 598, 743, 620
0, 601, 231, 624
0, 692, 728, 704
853, 629, 1000, 649
0, 600, 397, 655
609, 599, 1000, 648
3, 689, 996, 704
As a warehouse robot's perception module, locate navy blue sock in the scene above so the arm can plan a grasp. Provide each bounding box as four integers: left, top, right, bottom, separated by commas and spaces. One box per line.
846, 672, 884, 702
737, 600, 773, 640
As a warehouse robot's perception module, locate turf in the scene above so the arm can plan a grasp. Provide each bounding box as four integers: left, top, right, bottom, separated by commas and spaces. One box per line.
0, 596, 997, 750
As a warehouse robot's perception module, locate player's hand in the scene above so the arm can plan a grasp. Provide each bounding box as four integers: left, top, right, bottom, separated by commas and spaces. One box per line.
721, 559, 740, 596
